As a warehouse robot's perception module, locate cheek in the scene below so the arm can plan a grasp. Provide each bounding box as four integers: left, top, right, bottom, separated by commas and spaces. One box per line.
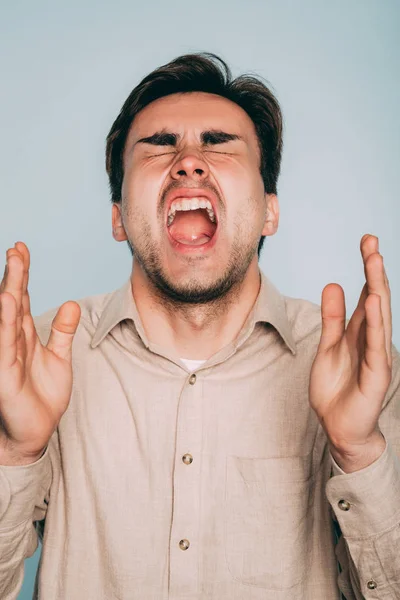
122, 166, 163, 222
123, 166, 153, 199
228, 180, 266, 231
218, 168, 264, 217
213, 157, 262, 193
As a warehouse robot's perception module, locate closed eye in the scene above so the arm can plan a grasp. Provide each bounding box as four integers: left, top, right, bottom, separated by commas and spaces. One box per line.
202, 132, 242, 155
203, 147, 237, 156
149, 151, 176, 156
134, 129, 243, 154
145, 152, 176, 158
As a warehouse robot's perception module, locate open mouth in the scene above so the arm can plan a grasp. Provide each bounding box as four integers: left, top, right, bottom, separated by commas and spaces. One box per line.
166, 198, 218, 248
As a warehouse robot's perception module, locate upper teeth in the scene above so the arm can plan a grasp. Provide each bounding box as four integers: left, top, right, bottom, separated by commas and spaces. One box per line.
167, 198, 216, 226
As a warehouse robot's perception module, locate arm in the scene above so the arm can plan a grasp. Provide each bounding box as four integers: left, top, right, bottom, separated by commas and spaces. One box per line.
326, 342, 400, 600
309, 234, 400, 598
0, 241, 80, 598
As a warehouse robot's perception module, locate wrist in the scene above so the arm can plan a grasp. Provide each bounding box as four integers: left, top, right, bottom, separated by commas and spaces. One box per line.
0, 437, 46, 466
329, 431, 386, 474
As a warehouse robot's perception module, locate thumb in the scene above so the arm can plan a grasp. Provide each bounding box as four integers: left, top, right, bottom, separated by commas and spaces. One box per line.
46, 301, 81, 360
318, 283, 346, 353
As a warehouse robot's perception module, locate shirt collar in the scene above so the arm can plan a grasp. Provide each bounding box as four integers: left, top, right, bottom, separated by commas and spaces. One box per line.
90, 269, 297, 355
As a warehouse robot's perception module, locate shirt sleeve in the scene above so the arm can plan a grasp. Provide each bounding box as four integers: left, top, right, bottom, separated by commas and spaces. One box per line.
325, 342, 400, 600
0, 444, 52, 599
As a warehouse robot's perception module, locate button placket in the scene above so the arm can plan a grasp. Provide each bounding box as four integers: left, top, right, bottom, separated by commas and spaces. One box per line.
168, 372, 202, 595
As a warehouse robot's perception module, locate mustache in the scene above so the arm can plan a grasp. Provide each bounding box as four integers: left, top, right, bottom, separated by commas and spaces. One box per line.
161, 180, 222, 207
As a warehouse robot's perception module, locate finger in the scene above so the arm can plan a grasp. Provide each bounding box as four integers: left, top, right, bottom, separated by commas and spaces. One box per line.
47, 301, 81, 361
0, 292, 19, 369
13, 242, 36, 345
0, 249, 22, 294
360, 232, 389, 282
318, 283, 346, 353
345, 282, 368, 346
3, 252, 24, 339
14, 242, 30, 309
0, 263, 7, 294
360, 293, 391, 397
360, 234, 380, 296
345, 283, 369, 362
364, 252, 392, 369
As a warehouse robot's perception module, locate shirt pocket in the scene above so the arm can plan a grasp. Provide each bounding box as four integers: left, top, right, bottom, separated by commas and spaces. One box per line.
224, 454, 314, 591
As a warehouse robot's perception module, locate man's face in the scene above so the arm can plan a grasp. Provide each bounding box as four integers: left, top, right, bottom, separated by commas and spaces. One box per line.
113, 92, 278, 304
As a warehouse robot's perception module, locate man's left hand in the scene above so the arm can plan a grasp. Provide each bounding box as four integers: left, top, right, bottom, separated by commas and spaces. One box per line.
309, 234, 393, 473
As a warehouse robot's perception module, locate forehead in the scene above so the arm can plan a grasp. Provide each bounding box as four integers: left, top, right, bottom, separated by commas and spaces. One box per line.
128, 92, 258, 142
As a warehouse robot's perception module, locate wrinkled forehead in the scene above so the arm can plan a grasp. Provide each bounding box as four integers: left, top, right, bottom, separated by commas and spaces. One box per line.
126, 91, 260, 149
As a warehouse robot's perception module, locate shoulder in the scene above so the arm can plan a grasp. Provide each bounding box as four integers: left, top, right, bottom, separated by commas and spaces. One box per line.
33, 288, 114, 346
283, 293, 324, 350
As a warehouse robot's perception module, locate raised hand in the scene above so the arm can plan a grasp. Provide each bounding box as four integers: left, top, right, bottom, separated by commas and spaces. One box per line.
309, 234, 392, 472
0, 242, 81, 464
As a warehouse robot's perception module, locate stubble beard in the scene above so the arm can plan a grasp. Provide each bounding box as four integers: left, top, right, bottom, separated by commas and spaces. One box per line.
126, 216, 258, 308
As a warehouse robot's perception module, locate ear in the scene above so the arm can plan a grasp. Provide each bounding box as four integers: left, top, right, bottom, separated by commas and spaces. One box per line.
112, 203, 128, 242
261, 193, 279, 236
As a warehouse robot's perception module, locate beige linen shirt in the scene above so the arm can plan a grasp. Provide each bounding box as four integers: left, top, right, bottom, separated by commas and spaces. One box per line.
1, 269, 400, 600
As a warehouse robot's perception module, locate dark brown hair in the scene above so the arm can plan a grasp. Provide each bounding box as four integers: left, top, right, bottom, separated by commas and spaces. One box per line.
106, 52, 283, 258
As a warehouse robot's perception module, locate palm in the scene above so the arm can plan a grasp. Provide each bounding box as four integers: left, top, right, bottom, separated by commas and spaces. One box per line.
1, 337, 74, 452
310, 318, 385, 448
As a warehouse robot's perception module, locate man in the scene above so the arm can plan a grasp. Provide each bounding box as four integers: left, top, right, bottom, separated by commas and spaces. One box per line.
0, 53, 399, 600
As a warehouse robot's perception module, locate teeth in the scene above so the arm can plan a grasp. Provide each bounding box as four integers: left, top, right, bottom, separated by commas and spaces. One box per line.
167, 197, 216, 226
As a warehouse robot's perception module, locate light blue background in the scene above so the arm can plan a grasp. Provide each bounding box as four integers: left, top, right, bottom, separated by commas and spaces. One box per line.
0, 1, 399, 597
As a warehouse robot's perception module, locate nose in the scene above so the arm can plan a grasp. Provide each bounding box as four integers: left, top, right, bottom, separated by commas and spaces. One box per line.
170, 148, 210, 181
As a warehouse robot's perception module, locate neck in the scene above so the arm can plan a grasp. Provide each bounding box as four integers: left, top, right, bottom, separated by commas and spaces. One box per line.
130, 258, 262, 360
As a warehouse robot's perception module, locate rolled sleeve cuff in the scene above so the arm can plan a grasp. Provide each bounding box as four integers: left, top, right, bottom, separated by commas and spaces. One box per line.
326, 440, 400, 538
0, 445, 51, 529
330, 440, 388, 476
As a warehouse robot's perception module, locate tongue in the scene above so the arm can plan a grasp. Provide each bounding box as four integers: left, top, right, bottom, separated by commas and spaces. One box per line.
168, 209, 217, 246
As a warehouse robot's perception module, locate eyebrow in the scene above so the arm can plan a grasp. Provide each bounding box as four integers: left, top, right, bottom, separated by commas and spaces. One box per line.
134, 129, 243, 147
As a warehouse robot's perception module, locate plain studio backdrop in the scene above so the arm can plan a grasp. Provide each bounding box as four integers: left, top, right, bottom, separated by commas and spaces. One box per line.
1, 1, 399, 597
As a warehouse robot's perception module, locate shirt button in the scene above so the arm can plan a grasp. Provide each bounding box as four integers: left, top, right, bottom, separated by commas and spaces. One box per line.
338, 499, 351, 511
179, 539, 190, 551
182, 453, 193, 465
189, 374, 197, 385
367, 580, 377, 590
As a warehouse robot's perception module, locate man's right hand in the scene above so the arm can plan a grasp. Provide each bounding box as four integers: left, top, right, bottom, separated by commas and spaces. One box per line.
0, 242, 81, 465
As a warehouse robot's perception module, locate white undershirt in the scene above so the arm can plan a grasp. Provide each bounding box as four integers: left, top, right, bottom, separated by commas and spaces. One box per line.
180, 358, 207, 371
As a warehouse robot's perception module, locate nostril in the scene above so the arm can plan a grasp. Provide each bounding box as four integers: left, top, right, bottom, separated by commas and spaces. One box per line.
177, 170, 186, 176
194, 168, 204, 175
